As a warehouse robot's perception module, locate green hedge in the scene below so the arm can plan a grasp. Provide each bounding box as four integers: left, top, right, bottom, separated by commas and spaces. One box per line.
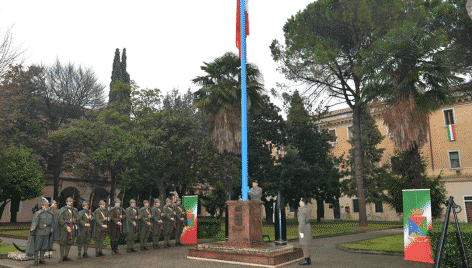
197, 218, 222, 239
427, 222, 472, 268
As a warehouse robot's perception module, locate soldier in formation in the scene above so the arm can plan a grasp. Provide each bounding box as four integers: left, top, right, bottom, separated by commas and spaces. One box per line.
77, 201, 94, 259
139, 200, 152, 251
151, 198, 163, 249
162, 198, 175, 248
93, 200, 108, 257
174, 196, 187, 246
26, 198, 55, 266
125, 199, 139, 253
298, 198, 313, 266
109, 198, 126, 255
49, 200, 59, 221
55, 197, 79, 262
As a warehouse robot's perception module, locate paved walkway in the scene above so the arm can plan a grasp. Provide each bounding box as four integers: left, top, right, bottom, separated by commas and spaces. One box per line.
0, 229, 433, 268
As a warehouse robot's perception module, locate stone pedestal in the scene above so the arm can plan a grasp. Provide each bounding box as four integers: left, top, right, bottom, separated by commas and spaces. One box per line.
188, 200, 303, 267
224, 200, 264, 248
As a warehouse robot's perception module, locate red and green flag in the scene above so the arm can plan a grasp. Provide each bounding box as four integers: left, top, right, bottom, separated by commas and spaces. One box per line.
447, 124, 456, 141
236, 0, 249, 59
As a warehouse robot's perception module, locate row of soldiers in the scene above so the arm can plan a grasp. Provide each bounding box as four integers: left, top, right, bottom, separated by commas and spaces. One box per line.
26, 195, 187, 266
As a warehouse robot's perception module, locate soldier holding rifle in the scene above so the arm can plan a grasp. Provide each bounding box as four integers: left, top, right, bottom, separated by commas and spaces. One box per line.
174, 196, 187, 246
109, 198, 125, 255
125, 199, 139, 253
163, 198, 175, 248
151, 198, 164, 249
139, 200, 152, 251
56, 197, 79, 262
93, 200, 108, 257
77, 201, 95, 259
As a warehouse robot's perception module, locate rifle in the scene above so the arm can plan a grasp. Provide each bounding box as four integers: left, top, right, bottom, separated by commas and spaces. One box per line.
69, 192, 75, 241
88, 187, 95, 234
135, 195, 140, 234
119, 188, 125, 233
148, 190, 152, 233
172, 193, 176, 228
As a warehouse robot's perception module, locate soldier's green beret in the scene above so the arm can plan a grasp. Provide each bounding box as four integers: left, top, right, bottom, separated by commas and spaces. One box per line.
130, 199, 136, 203
143, 200, 149, 204
114, 198, 121, 203
99, 200, 106, 205
66, 197, 74, 202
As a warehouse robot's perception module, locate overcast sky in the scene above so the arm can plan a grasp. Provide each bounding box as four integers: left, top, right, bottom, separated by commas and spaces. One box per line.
1, 0, 352, 120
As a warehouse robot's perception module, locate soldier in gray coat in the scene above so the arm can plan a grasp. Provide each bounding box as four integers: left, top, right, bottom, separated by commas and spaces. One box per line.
26, 199, 54, 266
248, 181, 262, 201
297, 198, 313, 266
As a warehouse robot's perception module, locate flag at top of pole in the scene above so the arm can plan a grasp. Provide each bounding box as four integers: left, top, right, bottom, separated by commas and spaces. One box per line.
236, 0, 249, 59
238, 0, 249, 201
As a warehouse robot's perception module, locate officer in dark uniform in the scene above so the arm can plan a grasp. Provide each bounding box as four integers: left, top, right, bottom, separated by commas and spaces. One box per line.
174, 196, 187, 246
139, 200, 152, 251
125, 199, 139, 253
93, 200, 108, 257
151, 198, 163, 249
55, 197, 79, 262
26, 199, 54, 266
109, 198, 125, 255
77, 201, 94, 259
162, 198, 175, 248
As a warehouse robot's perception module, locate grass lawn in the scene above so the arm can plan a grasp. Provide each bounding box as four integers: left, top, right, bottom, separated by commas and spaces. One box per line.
0, 243, 25, 254
341, 233, 404, 252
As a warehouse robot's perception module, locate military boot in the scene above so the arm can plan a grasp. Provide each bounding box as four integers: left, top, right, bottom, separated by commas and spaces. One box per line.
98, 243, 105, 256
39, 251, 47, 264
299, 257, 311, 266
143, 238, 149, 250
83, 244, 90, 258
130, 239, 137, 252
59, 245, 65, 262
126, 240, 132, 253
33, 251, 39, 266
139, 239, 144, 251
77, 244, 83, 259
95, 245, 100, 257
63, 244, 72, 261
115, 241, 121, 255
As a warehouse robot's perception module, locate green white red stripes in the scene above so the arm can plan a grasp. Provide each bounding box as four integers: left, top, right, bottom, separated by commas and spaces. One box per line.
447, 124, 456, 141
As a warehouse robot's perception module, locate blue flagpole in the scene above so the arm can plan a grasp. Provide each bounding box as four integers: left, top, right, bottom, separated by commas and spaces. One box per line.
241, 0, 248, 201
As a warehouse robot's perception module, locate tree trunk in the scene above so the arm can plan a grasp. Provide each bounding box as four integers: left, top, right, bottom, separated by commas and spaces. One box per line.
353, 104, 368, 227
158, 179, 166, 205
10, 196, 21, 223
0, 200, 10, 221
222, 152, 234, 199
408, 144, 423, 189
109, 169, 116, 205
316, 196, 324, 223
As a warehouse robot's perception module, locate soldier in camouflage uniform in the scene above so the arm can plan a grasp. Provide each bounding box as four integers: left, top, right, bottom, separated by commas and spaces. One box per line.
26, 199, 54, 266
77, 201, 94, 259
125, 199, 139, 253
93, 200, 108, 257
139, 200, 152, 251
109, 198, 125, 255
151, 198, 163, 249
174, 196, 187, 246
163, 198, 175, 248
55, 197, 79, 262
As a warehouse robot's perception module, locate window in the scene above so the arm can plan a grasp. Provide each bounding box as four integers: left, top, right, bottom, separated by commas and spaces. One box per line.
444, 109, 455, 125
449, 151, 460, 168
353, 199, 359, 213
347, 126, 354, 140
9, 201, 22, 214
390, 156, 402, 174
375, 202, 383, 213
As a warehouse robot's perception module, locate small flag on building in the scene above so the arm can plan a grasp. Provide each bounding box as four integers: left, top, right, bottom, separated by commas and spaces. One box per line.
447, 124, 456, 141
236, 0, 249, 59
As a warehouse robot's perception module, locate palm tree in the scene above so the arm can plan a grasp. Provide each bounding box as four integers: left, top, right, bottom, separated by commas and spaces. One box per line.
359, 2, 465, 188
192, 51, 264, 199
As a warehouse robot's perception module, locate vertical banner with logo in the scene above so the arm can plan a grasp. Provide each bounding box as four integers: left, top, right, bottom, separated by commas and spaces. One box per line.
402, 189, 434, 263
181, 195, 198, 244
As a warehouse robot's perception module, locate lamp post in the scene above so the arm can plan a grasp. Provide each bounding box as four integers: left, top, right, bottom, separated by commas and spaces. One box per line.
274, 191, 287, 246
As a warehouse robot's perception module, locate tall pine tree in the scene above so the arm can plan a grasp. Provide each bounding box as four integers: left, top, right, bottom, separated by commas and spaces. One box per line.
109, 48, 131, 105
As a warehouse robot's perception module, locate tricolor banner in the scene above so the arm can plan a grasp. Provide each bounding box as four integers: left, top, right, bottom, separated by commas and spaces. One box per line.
402, 189, 434, 263
236, 0, 249, 59
447, 124, 456, 141
181, 195, 198, 244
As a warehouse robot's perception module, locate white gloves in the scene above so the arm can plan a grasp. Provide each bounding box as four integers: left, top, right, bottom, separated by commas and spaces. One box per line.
300, 233, 304, 238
